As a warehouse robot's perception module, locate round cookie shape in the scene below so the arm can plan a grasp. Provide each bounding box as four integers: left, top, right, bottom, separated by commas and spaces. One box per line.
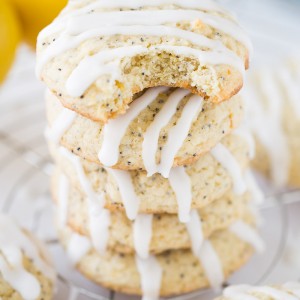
215, 282, 300, 299
52, 170, 252, 255
243, 58, 300, 188
37, 0, 251, 122
58, 226, 255, 298
0, 215, 55, 300
49, 131, 252, 216
46, 88, 245, 173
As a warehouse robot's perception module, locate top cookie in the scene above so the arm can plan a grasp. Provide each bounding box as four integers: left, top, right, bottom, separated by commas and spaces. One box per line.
37, 0, 251, 122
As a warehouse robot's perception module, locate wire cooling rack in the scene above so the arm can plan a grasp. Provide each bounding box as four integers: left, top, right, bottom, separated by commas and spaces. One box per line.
1, 0, 300, 299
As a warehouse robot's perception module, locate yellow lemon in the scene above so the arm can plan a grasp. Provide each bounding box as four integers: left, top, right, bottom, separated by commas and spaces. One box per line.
0, 0, 21, 83
8, 0, 67, 49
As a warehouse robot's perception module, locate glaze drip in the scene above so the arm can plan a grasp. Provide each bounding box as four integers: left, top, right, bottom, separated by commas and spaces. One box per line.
0, 215, 55, 300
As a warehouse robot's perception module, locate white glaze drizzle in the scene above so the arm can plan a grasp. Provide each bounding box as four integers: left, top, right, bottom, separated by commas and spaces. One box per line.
59, 147, 103, 206
38, 25, 234, 76
223, 284, 258, 300
197, 240, 224, 290
158, 94, 203, 178
66, 10, 237, 35
183, 211, 225, 290
59, 147, 110, 254
67, 232, 91, 266
253, 287, 298, 300
0, 249, 41, 300
185, 210, 204, 255
105, 168, 140, 220
284, 282, 300, 297
58, 173, 69, 228
233, 126, 256, 159
168, 167, 192, 223
224, 284, 299, 300
66, 45, 243, 97
98, 86, 169, 167
61, 0, 228, 13
244, 170, 265, 205
38, 0, 229, 42
66, 10, 248, 55
229, 221, 265, 254
211, 143, 247, 195
133, 214, 153, 259
135, 255, 162, 300
142, 88, 190, 176
45, 107, 76, 145
37, 0, 251, 76
0, 215, 55, 300
99, 86, 202, 178
87, 202, 111, 255
243, 70, 289, 188
277, 67, 300, 118
257, 69, 290, 187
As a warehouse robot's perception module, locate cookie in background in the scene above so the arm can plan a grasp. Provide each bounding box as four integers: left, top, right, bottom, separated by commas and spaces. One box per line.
243, 57, 300, 188
214, 282, 300, 299
0, 214, 56, 300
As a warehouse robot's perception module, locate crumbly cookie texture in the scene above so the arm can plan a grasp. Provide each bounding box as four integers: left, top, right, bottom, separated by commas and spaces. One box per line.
52, 173, 252, 254
37, 1, 250, 122
59, 226, 253, 297
50, 132, 250, 214
46, 89, 245, 171
0, 255, 54, 300
214, 283, 300, 300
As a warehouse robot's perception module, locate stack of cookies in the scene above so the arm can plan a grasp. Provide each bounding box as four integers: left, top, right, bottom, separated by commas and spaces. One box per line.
37, 0, 264, 298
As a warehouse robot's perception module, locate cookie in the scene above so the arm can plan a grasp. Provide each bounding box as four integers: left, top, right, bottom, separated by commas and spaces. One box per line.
0, 215, 55, 300
58, 225, 260, 297
37, 0, 251, 122
215, 282, 300, 300
243, 58, 300, 188
46, 89, 245, 174
52, 171, 253, 255
49, 130, 252, 217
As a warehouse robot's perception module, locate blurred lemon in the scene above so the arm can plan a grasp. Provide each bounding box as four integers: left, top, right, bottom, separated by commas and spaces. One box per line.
8, 0, 67, 48
0, 0, 21, 83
